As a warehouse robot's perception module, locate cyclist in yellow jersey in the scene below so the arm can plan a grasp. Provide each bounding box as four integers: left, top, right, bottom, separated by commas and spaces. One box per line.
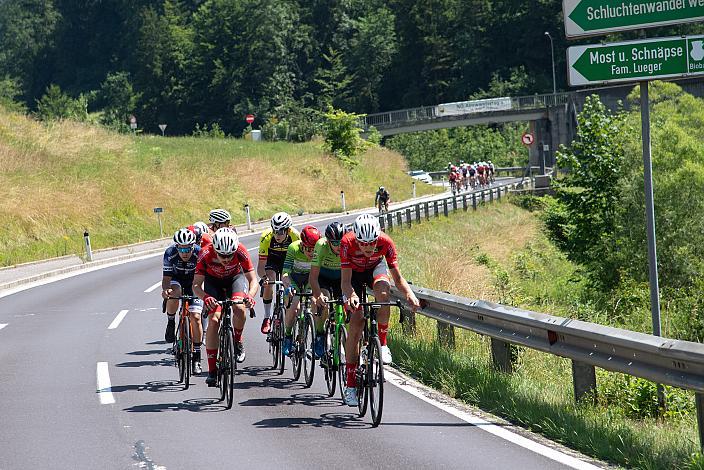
258, 212, 300, 334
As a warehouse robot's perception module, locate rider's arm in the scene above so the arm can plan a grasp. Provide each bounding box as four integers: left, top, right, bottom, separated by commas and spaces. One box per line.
309, 265, 322, 298
161, 274, 173, 299
192, 273, 207, 300
281, 243, 295, 289
257, 232, 270, 278
341, 267, 355, 299
389, 266, 420, 311
244, 269, 259, 299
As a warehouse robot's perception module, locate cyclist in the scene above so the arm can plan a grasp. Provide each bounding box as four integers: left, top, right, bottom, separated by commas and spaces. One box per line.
375, 186, 390, 214
281, 225, 322, 357
448, 166, 459, 193
193, 227, 258, 386
162, 228, 204, 374
258, 212, 300, 335
192, 221, 212, 248
340, 214, 420, 406
468, 162, 477, 189
208, 208, 231, 232
310, 222, 345, 359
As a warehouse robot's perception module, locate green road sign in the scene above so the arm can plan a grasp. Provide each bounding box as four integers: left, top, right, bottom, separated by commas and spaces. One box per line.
568, 35, 704, 86
564, 0, 704, 37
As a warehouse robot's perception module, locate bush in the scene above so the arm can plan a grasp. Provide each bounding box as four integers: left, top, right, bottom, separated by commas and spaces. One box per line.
0, 75, 26, 113
192, 122, 226, 138
35, 84, 88, 122
322, 107, 366, 167
261, 105, 321, 142
97, 71, 140, 132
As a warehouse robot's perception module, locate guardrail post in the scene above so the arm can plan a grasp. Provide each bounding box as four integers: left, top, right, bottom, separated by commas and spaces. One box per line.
433, 201, 439, 218
571, 360, 597, 403
491, 338, 517, 373
379, 215, 386, 232
396, 211, 402, 228
424, 202, 430, 220
497, 187, 501, 201
399, 305, 416, 336
387, 213, 393, 232
490, 188, 494, 202
406, 208, 412, 228
697, 393, 704, 451
472, 193, 477, 210
415, 204, 421, 222
443, 199, 449, 217
437, 321, 455, 349
452, 195, 458, 211
83, 230, 93, 262
463, 194, 468, 211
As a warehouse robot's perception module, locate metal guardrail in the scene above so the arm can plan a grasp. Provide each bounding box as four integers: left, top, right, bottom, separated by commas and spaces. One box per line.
387, 283, 704, 449
375, 180, 517, 233
362, 92, 571, 130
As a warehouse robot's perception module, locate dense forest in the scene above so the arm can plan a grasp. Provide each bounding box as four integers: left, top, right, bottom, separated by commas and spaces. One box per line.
0, 0, 699, 137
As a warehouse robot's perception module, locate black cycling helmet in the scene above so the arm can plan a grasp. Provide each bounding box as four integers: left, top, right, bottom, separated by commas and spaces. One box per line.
324, 221, 345, 242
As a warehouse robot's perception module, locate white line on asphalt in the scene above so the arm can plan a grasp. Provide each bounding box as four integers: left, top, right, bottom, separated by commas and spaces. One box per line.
384, 369, 602, 470
0, 323, 7, 331
144, 281, 161, 293
96, 362, 115, 405
108, 310, 129, 330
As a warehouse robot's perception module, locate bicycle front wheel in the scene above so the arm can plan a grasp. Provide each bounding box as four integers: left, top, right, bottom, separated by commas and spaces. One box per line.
368, 337, 384, 427
183, 317, 192, 390
220, 330, 235, 409
302, 313, 316, 388
291, 316, 302, 381
271, 308, 284, 370
323, 320, 336, 397
337, 325, 348, 401
175, 322, 185, 384
357, 337, 369, 417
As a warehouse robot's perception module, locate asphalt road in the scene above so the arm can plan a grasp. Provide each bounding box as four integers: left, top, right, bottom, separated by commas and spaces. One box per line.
0, 182, 600, 470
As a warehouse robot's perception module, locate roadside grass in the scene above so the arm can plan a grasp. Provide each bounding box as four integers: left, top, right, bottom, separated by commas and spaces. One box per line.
1, 109, 437, 265
387, 200, 703, 469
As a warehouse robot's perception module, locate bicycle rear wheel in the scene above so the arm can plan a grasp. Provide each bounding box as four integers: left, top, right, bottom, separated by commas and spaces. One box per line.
337, 325, 348, 401
183, 317, 192, 390
356, 337, 369, 417
368, 337, 384, 427
303, 313, 315, 388
291, 316, 302, 381
323, 320, 336, 397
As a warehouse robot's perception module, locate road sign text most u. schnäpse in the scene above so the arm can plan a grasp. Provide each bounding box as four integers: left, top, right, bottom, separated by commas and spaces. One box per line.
564, 0, 704, 37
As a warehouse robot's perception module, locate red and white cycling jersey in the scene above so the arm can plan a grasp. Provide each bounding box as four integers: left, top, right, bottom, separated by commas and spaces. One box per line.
199, 232, 213, 251
340, 231, 398, 272
196, 244, 253, 279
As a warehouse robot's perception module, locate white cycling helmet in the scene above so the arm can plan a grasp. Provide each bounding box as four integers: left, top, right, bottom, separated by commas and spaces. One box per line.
353, 213, 381, 243
194, 221, 209, 235
271, 212, 292, 231
173, 228, 196, 246
209, 208, 231, 224
212, 228, 239, 255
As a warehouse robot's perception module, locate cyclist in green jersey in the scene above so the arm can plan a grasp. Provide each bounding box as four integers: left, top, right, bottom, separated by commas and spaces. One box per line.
281, 225, 321, 356
310, 222, 345, 358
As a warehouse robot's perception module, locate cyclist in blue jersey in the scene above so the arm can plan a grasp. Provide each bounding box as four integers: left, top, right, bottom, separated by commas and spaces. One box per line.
162, 228, 205, 374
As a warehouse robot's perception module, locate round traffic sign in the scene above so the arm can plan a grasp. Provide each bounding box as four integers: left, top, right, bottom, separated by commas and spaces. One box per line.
521, 132, 534, 146
245, 114, 255, 124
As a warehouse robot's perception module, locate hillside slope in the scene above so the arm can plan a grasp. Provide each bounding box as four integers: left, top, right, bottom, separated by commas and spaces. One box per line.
0, 108, 434, 265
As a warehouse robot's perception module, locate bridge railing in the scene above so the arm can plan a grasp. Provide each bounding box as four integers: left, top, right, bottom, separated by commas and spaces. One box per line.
362, 92, 572, 130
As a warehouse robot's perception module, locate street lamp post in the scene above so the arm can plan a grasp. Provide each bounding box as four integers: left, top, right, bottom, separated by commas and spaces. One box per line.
544, 32, 557, 95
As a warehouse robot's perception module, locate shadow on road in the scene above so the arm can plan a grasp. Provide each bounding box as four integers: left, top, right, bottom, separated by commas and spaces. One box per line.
115, 358, 174, 368
239, 393, 341, 408
123, 397, 226, 413
110, 380, 185, 394
253, 412, 371, 429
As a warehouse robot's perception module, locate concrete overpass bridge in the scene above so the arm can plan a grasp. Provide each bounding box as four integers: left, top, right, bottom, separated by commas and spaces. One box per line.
362, 77, 704, 175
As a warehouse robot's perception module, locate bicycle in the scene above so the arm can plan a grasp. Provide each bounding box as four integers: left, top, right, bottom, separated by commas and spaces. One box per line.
162, 295, 199, 389
214, 298, 256, 409
377, 199, 389, 215
322, 297, 348, 399
353, 286, 401, 427
261, 273, 286, 375
288, 289, 316, 387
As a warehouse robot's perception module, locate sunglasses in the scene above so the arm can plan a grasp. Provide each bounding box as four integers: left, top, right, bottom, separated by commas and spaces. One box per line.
329, 240, 341, 247
274, 229, 288, 236
358, 240, 377, 247
177, 246, 193, 253
302, 245, 315, 253
217, 253, 234, 260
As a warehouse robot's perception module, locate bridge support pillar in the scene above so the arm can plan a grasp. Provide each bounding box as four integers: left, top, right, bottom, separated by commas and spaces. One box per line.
571, 360, 597, 404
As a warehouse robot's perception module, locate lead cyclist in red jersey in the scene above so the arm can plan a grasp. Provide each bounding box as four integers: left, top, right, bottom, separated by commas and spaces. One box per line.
340, 213, 420, 406
193, 228, 258, 387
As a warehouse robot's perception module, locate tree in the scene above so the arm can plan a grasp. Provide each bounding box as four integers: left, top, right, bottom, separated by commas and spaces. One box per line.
97, 71, 140, 131
35, 84, 88, 121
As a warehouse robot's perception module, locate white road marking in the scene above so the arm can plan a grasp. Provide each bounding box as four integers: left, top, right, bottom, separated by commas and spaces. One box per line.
384, 369, 602, 470
0, 323, 7, 330
96, 362, 115, 405
144, 281, 161, 293
108, 309, 129, 330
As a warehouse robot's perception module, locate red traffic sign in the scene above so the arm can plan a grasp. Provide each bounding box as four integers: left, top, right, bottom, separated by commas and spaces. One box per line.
245, 114, 255, 124
521, 132, 535, 146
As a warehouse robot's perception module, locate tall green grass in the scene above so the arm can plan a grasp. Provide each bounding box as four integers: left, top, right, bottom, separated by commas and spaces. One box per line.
387, 199, 703, 469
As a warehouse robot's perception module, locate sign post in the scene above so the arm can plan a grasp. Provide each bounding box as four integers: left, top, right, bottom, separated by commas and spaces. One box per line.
564, 0, 704, 38
158, 124, 167, 136
129, 115, 137, 135
153, 207, 164, 238
340, 191, 346, 213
